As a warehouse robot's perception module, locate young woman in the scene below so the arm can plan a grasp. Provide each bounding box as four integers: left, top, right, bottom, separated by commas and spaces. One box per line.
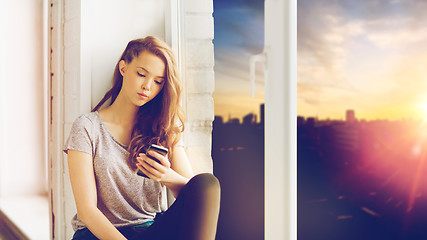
64, 36, 221, 240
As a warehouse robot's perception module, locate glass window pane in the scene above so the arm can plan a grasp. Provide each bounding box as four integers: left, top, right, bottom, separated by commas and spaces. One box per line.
298, 1, 427, 239
212, 0, 265, 239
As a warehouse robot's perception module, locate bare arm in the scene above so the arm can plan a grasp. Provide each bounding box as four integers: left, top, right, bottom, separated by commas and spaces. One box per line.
170, 145, 194, 179
67, 150, 126, 240
162, 145, 194, 197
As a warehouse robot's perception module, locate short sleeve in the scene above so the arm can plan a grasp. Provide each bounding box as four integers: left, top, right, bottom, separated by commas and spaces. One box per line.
63, 115, 94, 155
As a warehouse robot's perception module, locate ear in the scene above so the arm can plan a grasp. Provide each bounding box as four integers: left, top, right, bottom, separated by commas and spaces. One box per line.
119, 60, 127, 76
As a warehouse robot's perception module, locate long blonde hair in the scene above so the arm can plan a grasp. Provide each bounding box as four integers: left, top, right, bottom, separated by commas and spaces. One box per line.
92, 36, 185, 171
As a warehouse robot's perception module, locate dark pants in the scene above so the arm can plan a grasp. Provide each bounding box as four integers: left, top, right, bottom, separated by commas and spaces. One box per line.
73, 173, 221, 240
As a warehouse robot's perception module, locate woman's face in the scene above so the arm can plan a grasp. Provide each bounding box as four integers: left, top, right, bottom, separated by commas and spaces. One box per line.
119, 51, 166, 107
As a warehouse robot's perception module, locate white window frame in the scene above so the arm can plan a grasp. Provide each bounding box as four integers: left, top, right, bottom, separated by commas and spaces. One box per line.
264, 0, 297, 239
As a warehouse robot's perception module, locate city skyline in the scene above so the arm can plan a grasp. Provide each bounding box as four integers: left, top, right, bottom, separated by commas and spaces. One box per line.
215, 104, 424, 123
297, 108, 426, 122
298, 0, 427, 121
215, 103, 264, 125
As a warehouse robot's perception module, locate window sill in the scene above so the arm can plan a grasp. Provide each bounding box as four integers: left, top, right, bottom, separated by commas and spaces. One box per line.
0, 195, 49, 240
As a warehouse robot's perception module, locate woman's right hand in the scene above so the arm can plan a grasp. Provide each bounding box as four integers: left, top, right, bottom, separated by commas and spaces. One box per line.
136, 151, 172, 182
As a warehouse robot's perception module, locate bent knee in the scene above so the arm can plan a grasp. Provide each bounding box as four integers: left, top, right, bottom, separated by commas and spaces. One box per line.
187, 173, 221, 195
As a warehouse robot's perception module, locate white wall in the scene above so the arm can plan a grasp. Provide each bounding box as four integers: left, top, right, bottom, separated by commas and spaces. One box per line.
0, 0, 47, 197
85, 0, 166, 108
182, 0, 215, 174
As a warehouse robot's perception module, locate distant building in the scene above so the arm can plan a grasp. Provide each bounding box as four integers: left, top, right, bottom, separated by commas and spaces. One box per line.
214, 116, 224, 125
243, 113, 256, 125
346, 110, 356, 124
332, 124, 359, 152
260, 104, 265, 126
306, 117, 316, 127
297, 116, 305, 127
229, 118, 240, 125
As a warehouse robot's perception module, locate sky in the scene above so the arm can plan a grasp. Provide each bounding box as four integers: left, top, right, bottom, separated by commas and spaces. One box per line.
298, 0, 427, 121
213, 0, 265, 121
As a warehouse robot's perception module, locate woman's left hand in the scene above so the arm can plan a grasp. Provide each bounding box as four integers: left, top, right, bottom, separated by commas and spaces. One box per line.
136, 150, 171, 182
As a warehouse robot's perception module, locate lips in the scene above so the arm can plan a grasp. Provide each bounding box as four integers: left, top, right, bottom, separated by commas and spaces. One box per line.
138, 93, 149, 99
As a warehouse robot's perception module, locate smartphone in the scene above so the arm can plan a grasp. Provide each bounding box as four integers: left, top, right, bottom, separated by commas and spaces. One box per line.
137, 144, 169, 178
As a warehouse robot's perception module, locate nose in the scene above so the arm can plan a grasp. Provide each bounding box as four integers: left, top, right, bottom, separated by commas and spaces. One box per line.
141, 78, 153, 91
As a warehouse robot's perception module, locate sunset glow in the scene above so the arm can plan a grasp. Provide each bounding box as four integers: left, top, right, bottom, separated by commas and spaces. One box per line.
298, 0, 427, 121
417, 102, 427, 120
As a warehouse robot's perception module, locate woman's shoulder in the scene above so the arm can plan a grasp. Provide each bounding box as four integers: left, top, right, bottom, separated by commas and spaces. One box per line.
71, 112, 101, 129
76, 111, 101, 121
64, 112, 101, 154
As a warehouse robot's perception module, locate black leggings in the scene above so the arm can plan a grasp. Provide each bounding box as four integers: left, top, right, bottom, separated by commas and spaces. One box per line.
74, 173, 221, 240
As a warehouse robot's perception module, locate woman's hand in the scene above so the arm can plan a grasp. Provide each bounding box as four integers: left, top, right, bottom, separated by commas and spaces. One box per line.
136, 150, 171, 182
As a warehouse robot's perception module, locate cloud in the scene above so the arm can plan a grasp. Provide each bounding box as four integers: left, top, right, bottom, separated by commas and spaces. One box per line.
215, 48, 265, 86
214, 3, 264, 53
368, 29, 427, 49
298, 0, 427, 103
298, 0, 427, 60
298, 5, 355, 86
340, 11, 427, 50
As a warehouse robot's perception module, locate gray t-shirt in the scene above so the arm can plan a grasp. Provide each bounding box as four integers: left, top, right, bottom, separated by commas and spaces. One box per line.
64, 112, 168, 231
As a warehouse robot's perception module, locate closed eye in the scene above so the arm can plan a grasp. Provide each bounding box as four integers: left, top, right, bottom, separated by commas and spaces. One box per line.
155, 80, 163, 85
137, 72, 146, 77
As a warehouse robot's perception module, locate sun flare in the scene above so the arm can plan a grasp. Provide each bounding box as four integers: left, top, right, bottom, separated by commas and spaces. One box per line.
417, 103, 427, 121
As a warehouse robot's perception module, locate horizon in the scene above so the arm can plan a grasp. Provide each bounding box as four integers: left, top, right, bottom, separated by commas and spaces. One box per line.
298, 115, 425, 122
214, 102, 426, 122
